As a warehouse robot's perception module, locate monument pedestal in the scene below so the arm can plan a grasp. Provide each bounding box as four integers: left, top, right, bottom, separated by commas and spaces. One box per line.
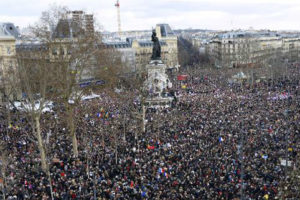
143, 60, 174, 107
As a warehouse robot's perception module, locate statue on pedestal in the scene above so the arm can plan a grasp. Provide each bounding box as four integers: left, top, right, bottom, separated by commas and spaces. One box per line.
151, 30, 161, 60
143, 27, 173, 107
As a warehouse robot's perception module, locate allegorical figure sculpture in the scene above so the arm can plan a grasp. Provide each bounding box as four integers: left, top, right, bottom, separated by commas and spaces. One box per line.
151, 30, 161, 60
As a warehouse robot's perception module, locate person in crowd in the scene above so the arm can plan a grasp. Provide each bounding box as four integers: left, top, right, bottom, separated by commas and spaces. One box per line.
1, 66, 299, 199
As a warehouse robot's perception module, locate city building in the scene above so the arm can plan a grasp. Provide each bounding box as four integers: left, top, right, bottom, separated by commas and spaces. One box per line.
49, 10, 97, 80
66, 10, 94, 35
103, 24, 180, 73
103, 40, 136, 72
0, 23, 20, 102
282, 37, 300, 63
208, 31, 300, 68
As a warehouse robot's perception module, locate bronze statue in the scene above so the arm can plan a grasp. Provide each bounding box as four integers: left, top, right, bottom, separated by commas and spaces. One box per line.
151, 30, 161, 60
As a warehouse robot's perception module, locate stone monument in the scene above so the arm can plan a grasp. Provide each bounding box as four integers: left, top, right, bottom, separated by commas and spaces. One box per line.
143, 30, 173, 107
151, 30, 161, 60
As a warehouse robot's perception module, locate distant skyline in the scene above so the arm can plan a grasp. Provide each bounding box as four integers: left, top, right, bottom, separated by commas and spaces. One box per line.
1, 0, 300, 32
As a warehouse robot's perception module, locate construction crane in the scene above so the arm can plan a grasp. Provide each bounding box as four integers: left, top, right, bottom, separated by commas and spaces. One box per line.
115, 0, 122, 36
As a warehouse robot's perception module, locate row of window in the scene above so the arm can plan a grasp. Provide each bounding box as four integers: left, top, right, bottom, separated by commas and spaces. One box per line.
52, 48, 71, 55
0, 45, 14, 55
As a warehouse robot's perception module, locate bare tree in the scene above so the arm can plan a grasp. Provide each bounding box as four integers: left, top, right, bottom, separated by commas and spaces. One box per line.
53, 26, 102, 158
28, 5, 115, 158
0, 145, 9, 200
178, 36, 202, 68
0, 47, 20, 126
93, 47, 124, 93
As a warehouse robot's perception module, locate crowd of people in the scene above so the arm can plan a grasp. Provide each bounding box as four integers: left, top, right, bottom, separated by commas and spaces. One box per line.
0, 65, 300, 199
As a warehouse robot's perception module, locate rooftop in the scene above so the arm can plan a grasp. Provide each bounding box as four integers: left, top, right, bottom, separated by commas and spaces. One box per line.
157, 24, 175, 37
0, 22, 20, 38
103, 40, 167, 49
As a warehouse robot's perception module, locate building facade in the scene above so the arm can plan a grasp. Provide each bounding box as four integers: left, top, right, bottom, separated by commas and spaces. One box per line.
208, 31, 300, 68
0, 23, 19, 102
103, 24, 180, 73
66, 10, 94, 35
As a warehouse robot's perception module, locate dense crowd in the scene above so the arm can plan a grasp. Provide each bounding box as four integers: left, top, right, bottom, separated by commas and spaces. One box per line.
1, 66, 300, 199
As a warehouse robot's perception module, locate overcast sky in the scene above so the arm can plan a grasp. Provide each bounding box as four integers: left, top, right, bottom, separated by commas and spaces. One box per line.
1, 0, 300, 32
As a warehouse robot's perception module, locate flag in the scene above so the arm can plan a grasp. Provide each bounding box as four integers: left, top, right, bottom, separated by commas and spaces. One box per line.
164, 172, 168, 178
177, 75, 188, 81
130, 181, 134, 188
141, 191, 147, 197
158, 168, 164, 174
219, 136, 224, 143
147, 145, 155, 150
